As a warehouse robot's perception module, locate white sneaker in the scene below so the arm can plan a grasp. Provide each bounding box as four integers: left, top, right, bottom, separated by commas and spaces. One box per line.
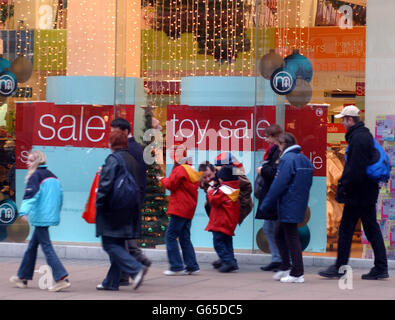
132, 267, 148, 290
280, 275, 305, 283
9, 276, 27, 289
187, 269, 200, 275
48, 279, 71, 292
273, 270, 290, 281
163, 270, 187, 276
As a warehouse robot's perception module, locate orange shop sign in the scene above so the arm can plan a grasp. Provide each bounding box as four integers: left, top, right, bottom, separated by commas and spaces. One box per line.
275, 26, 366, 72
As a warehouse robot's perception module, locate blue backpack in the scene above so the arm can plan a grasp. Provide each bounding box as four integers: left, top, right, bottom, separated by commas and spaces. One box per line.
345, 138, 390, 183
367, 139, 391, 183
108, 152, 141, 210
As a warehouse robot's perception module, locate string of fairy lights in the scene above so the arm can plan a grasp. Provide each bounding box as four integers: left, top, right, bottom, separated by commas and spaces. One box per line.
0, 1, 365, 106
141, 0, 260, 106
140, 0, 318, 106
1, 0, 311, 104
0, 0, 67, 101
274, 0, 310, 58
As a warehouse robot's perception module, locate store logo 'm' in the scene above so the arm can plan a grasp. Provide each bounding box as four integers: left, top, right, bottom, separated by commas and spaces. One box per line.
315, 108, 324, 117
0, 73, 16, 97
271, 70, 295, 95
0, 200, 18, 226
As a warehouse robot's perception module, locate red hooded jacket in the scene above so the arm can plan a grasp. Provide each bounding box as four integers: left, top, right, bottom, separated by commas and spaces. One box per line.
205, 180, 240, 236
160, 164, 201, 220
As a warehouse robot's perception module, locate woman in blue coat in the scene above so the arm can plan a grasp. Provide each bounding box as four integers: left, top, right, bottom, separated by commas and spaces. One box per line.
259, 133, 313, 283
9, 150, 70, 292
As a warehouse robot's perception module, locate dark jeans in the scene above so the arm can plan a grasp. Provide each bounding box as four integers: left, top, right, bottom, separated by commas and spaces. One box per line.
275, 222, 304, 277
212, 231, 238, 267
336, 204, 388, 271
120, 239, 151, 282
17, 226, 68, 282
165, 215, 199, 272
101, 236, 144, 290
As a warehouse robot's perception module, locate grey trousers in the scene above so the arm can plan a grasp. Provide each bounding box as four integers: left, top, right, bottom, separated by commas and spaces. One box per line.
120, 239, 151, 282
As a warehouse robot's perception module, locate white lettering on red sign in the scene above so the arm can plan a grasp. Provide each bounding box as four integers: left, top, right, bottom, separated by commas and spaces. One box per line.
37, 107, 107, 143
15, 103, 135, 169
170, 113, 267, 145
85, 115, 106, 142
310, 152, 324, 170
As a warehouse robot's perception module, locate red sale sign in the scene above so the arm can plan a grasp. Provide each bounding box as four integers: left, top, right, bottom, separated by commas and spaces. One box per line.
327, 123, 346, 134
16, 102, 135, 169
284, 105, 328, 177
166, 105, 276, 152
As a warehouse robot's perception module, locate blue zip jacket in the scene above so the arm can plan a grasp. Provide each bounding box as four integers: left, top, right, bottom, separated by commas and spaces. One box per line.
259, 145, 313, 223
19, 166, 63, 227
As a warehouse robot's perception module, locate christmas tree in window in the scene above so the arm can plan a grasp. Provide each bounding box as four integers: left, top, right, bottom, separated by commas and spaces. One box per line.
137, 105, 169, 248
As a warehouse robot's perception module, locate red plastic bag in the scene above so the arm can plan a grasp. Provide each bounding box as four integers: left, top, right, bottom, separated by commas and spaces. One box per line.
82, 173, 100, 224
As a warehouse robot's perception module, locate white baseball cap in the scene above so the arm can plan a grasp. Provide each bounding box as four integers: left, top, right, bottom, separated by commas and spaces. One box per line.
334, 105, 361, 118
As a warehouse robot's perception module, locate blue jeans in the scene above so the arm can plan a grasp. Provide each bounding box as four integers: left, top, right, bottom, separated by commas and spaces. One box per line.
262, 220, 282, 263
165, 215, 199, 272
101, 236, 144, 290
17, 226, 68, 282
212, 231, 238, 267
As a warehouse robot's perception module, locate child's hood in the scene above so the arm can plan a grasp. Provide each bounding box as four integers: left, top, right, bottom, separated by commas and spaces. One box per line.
181, 164, 202, 184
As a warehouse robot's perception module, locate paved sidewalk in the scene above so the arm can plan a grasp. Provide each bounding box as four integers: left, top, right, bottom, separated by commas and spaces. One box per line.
1, 257, 394, 300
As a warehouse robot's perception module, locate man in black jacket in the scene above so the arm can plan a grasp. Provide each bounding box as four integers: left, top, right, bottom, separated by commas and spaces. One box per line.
319, 106, 388, 280
110, 118, 152, 286
198, 161, 216, 217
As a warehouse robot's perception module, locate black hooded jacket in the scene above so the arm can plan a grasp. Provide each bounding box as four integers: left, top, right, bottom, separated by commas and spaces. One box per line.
96, 149, 144, 239
336, 121, 379, 206
255, 144, 280, 220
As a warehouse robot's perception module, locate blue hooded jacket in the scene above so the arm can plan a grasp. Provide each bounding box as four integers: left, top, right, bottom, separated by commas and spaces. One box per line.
259, 145, 313, 223
19, 166, 63, 227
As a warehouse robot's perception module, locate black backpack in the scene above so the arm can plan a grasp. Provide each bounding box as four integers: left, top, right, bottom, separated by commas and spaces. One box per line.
108, 152, 140, 210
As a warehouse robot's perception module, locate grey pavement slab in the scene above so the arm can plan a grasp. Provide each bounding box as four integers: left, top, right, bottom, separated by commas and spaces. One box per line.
0, 257, 394, 301
2, 242, 395, 270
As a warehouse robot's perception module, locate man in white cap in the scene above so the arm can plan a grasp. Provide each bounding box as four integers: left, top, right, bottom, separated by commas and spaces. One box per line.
319, 105, 388, 280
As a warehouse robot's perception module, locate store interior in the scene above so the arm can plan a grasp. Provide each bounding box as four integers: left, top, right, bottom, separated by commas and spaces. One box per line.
0, 0, 370, 258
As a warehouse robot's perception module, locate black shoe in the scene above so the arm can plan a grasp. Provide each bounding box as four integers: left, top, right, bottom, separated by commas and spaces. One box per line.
361, 268, 389, 280
218, 263, 239, 273
143, 260, 152, 268
318, 265, 345, 279
212, 259, 222, 269
119, 280, 130, 286
260, 262, 282, 272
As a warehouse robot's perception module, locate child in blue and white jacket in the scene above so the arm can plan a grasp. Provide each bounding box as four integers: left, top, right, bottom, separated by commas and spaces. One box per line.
9, 150, 71, 292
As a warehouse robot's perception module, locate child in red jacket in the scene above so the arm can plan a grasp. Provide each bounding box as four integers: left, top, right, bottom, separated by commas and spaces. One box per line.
158, 146, 201, 276
206, 165, 240, 273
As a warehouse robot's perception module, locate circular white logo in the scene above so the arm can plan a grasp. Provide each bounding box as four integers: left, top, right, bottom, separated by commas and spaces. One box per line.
0, 200, 18, 225
0, 73, 16, 97
271, 70, 295, 95
316, 108, 323, 117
